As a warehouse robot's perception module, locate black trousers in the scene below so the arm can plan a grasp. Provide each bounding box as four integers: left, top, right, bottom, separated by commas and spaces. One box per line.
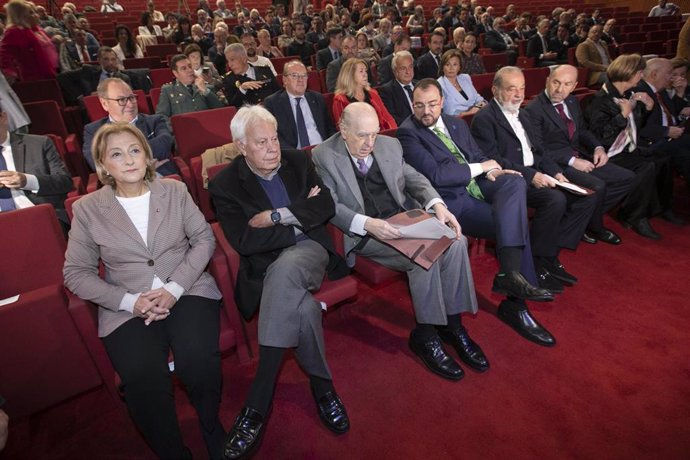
102, 296, 223, 460
527, 185, 597, 258
656, 134, 690, 189
611, 150, 670, 221
563, 162, 635, 231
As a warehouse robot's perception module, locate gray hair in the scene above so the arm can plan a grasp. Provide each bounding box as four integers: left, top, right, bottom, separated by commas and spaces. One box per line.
493, 66, 523, 88
391, 50, 414, 72
224, 42, 246, 57
643, 57, 669, 78
230, 105, 277, 143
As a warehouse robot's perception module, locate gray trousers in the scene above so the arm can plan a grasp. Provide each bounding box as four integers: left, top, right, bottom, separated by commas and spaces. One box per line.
258, 239, 332, 380
356, 236, 478, 325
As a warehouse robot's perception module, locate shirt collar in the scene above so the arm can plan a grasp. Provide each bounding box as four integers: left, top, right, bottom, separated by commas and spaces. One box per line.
429, 115, 448, 134
246, 158, 282, 180
108, 115, 139, 125
645, 80, 658, 93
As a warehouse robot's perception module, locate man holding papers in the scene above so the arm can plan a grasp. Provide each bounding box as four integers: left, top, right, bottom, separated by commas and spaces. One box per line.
312, 102, 485, 381
471, 67, 597, 292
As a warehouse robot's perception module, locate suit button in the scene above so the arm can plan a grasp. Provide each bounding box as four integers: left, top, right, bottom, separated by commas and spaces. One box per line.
147, 259, 154, 266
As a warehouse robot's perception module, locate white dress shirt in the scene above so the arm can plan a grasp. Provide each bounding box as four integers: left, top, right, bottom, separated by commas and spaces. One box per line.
497, 103, 534, 166
0, 137, 39, 211
288, 92, 323, 147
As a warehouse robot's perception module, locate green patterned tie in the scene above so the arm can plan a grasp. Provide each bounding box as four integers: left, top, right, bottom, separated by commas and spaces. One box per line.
432, 127, 484, 200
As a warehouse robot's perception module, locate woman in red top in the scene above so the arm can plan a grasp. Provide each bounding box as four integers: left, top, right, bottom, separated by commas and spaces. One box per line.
332, 58, 397, 131
0, 0, 58, 83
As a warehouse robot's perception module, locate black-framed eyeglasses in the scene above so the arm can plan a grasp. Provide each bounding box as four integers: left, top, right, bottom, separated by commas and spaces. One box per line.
104, 95, 137, 106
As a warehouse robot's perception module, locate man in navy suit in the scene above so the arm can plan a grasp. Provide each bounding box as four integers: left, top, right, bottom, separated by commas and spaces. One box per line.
414, 31, 444, 80
379, 51, 416, 125
525, 65, 634, 245
263, 60, 335, 150
398, 78, 556, 347
471, 67, 597, 292
315, 27, 343, 71
83, 78, 176, 176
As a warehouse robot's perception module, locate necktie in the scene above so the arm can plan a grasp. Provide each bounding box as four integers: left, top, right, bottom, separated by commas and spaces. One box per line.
0, 147, 16, 211
294, 97, 310, 148
656, 91, 676, 126
187, 84, 195, 96
434, 54, 440, 66
333, 50, 339, 60
432, 127, 484, 200
555, 103, 575, 139
357, 158, 369, 175
403, 84, 414, 108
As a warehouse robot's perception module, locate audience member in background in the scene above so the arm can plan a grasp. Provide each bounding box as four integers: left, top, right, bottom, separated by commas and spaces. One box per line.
379, 50, 417, 125
210, 106, 350, 460
184, 43, 223, 92
471, 67, 597, 293
586, 54, 682, 239
316, 27, 343, 71
172, 16, 193, 46
668, 57, 690, 101
200, 141, 239, 188
198, 0, 213, 16
264, 60, 335, 149
63, 14, 100, 54
458, 34, 485, 75
83, 78, 177, 176
232, 12, 253, 37
277, 19, 293, 50
240, 33, 277, 75
428, 8, 444, 31
485, 17, 518, 65
306, 16, 326, 48
510, 16, 533, 41
649, 0, 680, 17
372, 18, 392, 53
213, 0, 234, 19
112, 25, 143, 67
525, 65, 633, 245
313, 102, 483, 380
190, 24, 213, 55
139, 12, 163, 38
437, 49, 486, 116
222, 43, 279, 107
208, 27, 229, 72
256, 29, 282, 59
100, 0, 123, 13
550, 24, 576, 63
635, 58, 690, 193
527, 18, 559, 67
196, 9, 213, 34
474, 12, 492, 35
0, 71, 30, 133
332, 58, 397, 130
355, 31, 380, 66
36, 5, 59, 29
64, 122, 224, 460
157, 54, 224, 117
575, 25, 611, 86
449, 27, 466, 51
0, 102, 73, 225
0, 0, 58, 83
377, 35, 411, 85
79, 46, 130, 95
59, 27, 97, 71
325, 34, 358, 92
358, 14, 377, 40
78, 17, 102, 43
162, 12, 178, 42
406, 5, 425, 35
147, 1, 164, 22
600, 19, 618, 47
415, 30, 444, 80
286, 21, 315, 68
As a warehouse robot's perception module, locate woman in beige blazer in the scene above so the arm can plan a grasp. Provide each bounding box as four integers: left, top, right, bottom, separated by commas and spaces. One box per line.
63, 123, 225, 460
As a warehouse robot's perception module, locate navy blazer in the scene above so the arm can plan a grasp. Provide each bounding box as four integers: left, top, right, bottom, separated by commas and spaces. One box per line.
263, 89, 335, 150
634, 79, 674, 147
524, 91, 602, 167
397, 114, 488, 213
378, 79, 415, 126
82, 113, 176, 175
525, 33, 550, 65
414, 51, 440, 80
484, 30, 511, 52
316, 47, 336, 71
470, 99, 561, 184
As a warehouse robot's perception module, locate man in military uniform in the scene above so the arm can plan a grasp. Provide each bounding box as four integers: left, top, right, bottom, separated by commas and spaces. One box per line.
156, 54, 225, 117
222, 43, 280, 108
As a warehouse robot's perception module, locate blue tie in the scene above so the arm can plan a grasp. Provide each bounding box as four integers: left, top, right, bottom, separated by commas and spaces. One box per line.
0, 147, 16, 211
295, 97, 310, 149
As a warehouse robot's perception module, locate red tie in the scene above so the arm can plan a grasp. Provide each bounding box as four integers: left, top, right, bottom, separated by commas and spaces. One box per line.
555, 103, 575, 139
656, 91, 676, 126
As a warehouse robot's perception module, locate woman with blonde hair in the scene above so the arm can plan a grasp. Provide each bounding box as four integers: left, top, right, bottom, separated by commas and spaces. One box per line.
332, 57, 397, 130
256, 28, 283, 58
0, 0, 58, 83
64, 122, 225, 459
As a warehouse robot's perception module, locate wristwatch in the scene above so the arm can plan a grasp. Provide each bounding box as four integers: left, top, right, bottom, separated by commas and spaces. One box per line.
270, 209, 281, 225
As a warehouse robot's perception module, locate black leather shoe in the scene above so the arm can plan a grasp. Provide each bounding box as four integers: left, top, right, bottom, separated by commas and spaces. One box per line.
581, 232, 597, 244
543, 259, 577, 285
497, 301, 556, 347
438, 326, 490, 372
589, 228, 621, 245
312, 389, 350, 434
536, 267, 564, 293
408, 332, 464, 381
661, 210, 687, 226
492, 271, 554, 302
224, 407, 268, 459
631, 218, 661, 240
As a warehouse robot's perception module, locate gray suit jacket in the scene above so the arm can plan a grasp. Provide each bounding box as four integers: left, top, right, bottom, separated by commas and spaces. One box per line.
311, 133, 440, 258
64, 179, 221, 337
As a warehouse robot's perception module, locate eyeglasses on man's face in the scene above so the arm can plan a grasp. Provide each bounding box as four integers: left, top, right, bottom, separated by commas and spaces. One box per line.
104, 95, 137, 106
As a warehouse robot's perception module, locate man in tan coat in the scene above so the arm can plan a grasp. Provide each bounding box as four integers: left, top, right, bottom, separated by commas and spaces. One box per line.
575, 25, 611, 86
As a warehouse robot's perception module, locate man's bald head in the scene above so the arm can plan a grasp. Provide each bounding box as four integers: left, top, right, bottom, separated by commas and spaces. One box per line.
340, 103, 380, 159
545, 65, 579, 103
643, 58, 672, 89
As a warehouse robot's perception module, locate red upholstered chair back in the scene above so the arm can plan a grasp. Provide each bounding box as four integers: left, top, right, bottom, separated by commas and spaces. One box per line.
12, 79, 68, 107
149, 67, 175, 88
82, 89, 151, 121
170, 106, 238, 163
0, 205, 66, 299
23, 100, 69, 138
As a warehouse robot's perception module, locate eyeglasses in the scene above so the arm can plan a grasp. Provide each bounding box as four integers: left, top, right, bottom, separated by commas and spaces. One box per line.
286, 73, 308, 79
104, 95, 137, 106
413, 101, 441, 110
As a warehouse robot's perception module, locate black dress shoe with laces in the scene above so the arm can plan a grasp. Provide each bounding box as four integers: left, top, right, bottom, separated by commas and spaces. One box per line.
589, 227, 621, 245
492, 271, 554, 302
542, 259, 577, 285
312, 389, 350, 434
497, 301, 556, 347
536, 267, 564, 293
581, 232, 597, 244
224, 407, 268, 459
408, 332, 464, 381
438, 326, 490, 372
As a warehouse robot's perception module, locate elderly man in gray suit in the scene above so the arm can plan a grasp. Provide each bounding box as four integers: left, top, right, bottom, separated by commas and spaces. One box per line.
312, 102, 487, 380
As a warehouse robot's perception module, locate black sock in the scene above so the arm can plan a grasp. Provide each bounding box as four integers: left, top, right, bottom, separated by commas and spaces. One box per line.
309, 375, 334, 399
498, 246, 523, 273
244, 345, 285, 416
438, 313, 462, 331
413, 323, 437, 341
